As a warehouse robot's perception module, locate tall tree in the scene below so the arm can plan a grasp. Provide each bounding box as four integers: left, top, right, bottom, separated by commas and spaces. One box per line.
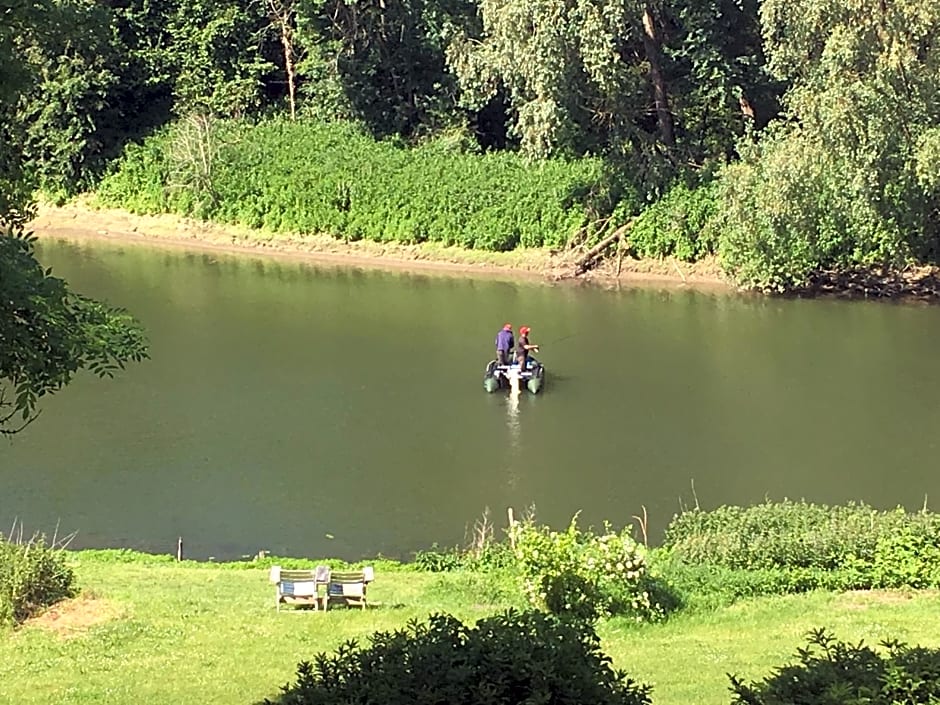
448, 0, 653, 158
641, 0, 674, 147
169, 0, 276, 118
665, 0, 781, 163
718, 0, 940, 289
11, 0, 122, 195
267, 0, 302, 120
298, 0, 475, 137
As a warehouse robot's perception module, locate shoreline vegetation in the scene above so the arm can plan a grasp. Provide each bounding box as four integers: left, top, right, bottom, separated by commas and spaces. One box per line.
7, 500, 940, 704
29, 202, 940, 302
79, 110, 940, 302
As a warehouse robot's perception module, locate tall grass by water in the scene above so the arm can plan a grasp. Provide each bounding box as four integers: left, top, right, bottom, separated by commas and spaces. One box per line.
0, 526, 75, 627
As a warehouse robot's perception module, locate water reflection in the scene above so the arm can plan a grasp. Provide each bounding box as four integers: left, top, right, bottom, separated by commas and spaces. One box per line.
506, 382, 521, 446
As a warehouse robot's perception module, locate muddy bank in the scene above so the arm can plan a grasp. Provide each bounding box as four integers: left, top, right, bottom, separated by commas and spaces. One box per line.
27, 202, 729, 291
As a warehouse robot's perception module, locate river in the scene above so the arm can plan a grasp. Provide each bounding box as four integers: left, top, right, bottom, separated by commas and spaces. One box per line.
3, 237, 940, 560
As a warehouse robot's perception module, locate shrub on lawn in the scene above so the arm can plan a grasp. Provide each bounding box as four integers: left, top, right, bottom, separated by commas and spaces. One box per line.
730, 628, 940, 705
271, 609, 652, 705
510, 514, 671, 621
0, 530, 76, 626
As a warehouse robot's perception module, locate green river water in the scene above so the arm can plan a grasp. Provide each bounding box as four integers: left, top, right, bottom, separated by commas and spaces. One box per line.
3, 238, 940, 560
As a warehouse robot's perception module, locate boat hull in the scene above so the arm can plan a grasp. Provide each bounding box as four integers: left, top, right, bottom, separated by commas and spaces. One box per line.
483, 357, 546, 394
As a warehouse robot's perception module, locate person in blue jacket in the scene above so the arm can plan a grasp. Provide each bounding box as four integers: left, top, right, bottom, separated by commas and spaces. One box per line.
495, 323, 514, 366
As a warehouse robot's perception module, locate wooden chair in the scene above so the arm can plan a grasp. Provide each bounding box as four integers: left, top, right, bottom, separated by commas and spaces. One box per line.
269, 565, 331, 611
325, 566, 374, 610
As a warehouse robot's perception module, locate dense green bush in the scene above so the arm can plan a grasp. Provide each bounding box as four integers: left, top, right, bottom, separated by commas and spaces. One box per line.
627, 180, 719, 261
414, 541, 515, 572
510, 514, 668, 621
715, 129, 913, 291
872, 527, 940, 589
663, 500, 940, 574
730, 628, 940, 705
271, 610, 651, 705
98, 118, 611, 251
652, 556, 871, 613
0, 531, 76, 627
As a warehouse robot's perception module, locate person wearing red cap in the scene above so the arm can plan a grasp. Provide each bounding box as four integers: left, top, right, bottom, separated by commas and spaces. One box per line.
516, 325, 539, 370
495, 323, 514, 366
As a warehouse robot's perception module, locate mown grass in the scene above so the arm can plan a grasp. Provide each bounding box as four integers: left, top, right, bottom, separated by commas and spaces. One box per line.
2, 550, 940, 705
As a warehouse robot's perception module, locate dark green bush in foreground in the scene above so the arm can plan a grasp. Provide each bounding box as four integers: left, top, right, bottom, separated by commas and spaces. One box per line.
270, 609, 651, 705
0, 532, 75, 626
730, 628, 940, 705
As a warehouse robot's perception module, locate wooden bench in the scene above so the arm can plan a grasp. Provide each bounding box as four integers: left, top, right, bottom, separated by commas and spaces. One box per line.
325, 566, 374, 610
269, 565, 331, 611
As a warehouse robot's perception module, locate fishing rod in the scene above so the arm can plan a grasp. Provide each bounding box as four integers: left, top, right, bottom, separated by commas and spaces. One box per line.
542, 332, 577, 346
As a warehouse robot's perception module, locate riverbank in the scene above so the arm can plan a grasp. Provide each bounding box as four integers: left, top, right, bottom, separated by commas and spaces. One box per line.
27, 201, 729, 290
3, 550, 940, 705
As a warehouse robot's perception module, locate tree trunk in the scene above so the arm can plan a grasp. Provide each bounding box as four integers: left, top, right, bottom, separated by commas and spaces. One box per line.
641, 2, 674, 147
738, 94, 756, 121
281, 24, 297, 121
269, 0, 298, 120
574, 223, 632, 275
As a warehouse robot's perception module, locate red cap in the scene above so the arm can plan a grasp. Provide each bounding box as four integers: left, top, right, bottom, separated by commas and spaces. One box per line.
503, 323, 512, 330
520, 326, 530, 335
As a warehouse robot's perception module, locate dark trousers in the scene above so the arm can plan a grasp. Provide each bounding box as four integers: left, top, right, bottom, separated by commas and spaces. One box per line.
497, 349, 508, 365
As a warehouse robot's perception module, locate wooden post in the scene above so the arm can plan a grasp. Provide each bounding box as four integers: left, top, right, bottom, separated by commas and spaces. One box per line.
616, 234, 624, 278
177, 536, 183, 561
507, 507, 516, 549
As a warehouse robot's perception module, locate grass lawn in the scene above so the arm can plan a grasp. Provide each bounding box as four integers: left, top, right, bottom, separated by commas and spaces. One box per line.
3, 551, 940, 705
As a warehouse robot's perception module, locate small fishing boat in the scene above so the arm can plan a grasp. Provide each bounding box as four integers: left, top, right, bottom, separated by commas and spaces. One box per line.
483, 357, 546, 394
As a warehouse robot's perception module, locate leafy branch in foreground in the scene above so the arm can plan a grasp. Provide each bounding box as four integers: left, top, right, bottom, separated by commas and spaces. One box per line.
0, 223, 149, 435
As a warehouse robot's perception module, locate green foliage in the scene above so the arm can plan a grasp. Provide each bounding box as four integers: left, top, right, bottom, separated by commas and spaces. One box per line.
414, 545, 465, 571
169, 0, 276, 118
730, 628, 940, 705
716, 128, 911, 291
665, 0, 781, 160
271, 609, 652, 705
661, 500, 940, 593
0, 530, 76, 627
11, 0, 121, 196
628, 179, 719, 261
663, 500, 940, 572
98, 118, 603, 250
0, 225, 149, 434
414, 541, 516, 572
509, 514, 666, 621
872, 528, 940, 590
448, 0, 650, 158
297, 0, 475, 138
716, 0, 940, 290
0, 0, 39, 217
652, 554, 874, 613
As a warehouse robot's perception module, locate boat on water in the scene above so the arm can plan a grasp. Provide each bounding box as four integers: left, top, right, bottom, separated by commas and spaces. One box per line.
483, 357, 546, 394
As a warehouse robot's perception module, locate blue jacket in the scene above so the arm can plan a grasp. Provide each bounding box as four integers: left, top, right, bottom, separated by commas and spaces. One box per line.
495, 329, 514, 352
